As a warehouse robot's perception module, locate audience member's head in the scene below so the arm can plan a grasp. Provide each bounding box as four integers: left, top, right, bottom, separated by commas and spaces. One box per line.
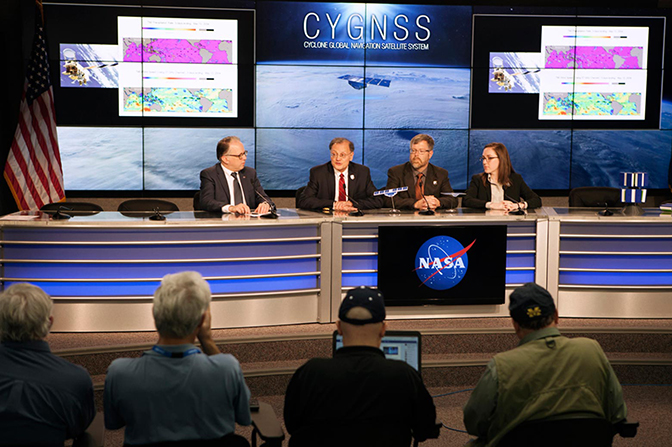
0, 283, 53, 342
153, 271, 211, 338
508, 282, 557, 335
337, 286, 387, 346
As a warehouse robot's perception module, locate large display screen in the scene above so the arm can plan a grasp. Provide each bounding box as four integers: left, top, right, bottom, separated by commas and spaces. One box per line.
471, 15, 664, 130
48, 4, 253, 128
377, 226, 507, 306
43, 2, 671, 193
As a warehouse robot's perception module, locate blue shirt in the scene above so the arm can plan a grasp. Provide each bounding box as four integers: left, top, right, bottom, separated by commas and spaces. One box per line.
104, 343, 252, 445
0, 340, 95, 446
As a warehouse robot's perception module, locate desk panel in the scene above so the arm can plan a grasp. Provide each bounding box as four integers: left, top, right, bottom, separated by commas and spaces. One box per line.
1, 212, 326, 331
2, 207, 670, 330
546, 207, 672, 318
335, 212, 547, 321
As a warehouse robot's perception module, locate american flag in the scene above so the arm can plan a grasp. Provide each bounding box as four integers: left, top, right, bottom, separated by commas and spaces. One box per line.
3, 4, 65, 210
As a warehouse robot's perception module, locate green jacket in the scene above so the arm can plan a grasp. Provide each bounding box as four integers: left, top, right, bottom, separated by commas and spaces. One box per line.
464, 327, 626, 447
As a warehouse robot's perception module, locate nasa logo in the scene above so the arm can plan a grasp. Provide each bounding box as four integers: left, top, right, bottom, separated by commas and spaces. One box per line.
414, 236, 476, 290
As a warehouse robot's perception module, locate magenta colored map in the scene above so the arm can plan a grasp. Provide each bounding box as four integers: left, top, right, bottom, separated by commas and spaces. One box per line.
123, 38, 232, 63
545, 46, 643, 69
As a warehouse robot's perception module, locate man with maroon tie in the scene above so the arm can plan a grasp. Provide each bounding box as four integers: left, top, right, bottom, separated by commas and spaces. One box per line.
297, 137, 381, 211
384, 134, 457, 211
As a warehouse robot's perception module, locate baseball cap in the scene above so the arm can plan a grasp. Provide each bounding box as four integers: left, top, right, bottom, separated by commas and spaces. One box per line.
509, 282, 556, 322
338, 286, 386, 325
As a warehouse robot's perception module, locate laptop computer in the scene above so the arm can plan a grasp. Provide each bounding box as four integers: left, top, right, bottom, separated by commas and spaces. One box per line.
332, 330, 423, 375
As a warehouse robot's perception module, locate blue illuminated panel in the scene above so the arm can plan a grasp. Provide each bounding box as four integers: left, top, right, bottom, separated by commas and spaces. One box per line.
559, 223, 672, 287
2, 224, 321, 297
559, 271, 672, 286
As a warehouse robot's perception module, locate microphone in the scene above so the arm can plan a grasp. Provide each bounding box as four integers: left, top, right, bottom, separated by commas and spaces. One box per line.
51, 205, 72, 220
599, 202, 614, 216
504, 193, 526, 215
417, 178, 435, 215
344, 192, 364, 216
149, 207, 166, 221
255, 190, 278, 219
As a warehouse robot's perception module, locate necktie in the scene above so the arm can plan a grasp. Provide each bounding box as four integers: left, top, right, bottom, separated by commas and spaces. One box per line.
338, 173, 346, 202
232, 172, 243, 205
415, 173, 424, 200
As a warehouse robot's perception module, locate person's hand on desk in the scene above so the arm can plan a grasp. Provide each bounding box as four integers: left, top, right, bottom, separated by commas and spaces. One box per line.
414, 195, 440, 210
488, 200, 519, 212
229, 203, 251, 214
333, 200, 357, 212
254, 202, 271, 214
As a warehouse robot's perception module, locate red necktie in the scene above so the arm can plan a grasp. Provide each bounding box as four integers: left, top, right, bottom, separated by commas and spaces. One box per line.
415, 173, 424, 200
338, 173, 346, 202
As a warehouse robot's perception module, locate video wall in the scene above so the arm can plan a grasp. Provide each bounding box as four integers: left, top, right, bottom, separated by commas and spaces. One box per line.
45, 1, 672, 192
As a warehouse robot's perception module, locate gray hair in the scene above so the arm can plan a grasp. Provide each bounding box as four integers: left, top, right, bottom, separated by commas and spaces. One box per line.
0, 283, 53, 342
153, 271, 211, 338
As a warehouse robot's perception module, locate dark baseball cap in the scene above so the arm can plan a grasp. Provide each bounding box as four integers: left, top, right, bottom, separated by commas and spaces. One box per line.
509, 282, 556, 322
339, 286, 386, 325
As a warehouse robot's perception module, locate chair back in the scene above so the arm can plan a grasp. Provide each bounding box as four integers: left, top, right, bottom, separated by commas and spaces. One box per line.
193, 191, 202, 211
498, 417, 615, 447
117, 199, 179, 216
40, 201, 103, 215
569, 187, 621, 207
295, 186, 306, 208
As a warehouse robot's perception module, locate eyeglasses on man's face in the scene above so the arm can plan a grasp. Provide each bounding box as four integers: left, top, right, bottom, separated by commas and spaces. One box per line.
330, 151, 351, 160
480, 156, 499, 162
224, 151, 248, 160
409, 149, 432, 155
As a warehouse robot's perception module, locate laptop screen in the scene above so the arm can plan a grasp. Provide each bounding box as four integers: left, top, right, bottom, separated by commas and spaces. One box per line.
332, 330, 422, 374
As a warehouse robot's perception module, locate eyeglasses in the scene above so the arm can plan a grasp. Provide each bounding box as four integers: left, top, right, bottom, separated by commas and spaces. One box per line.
224, 151, 248, 160
330, 152, 351, 160
480, 156, 499, 162
409, 149, 432, 155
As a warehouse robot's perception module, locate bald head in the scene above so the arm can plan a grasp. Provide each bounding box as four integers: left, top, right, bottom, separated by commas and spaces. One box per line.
337, 307, 386, 347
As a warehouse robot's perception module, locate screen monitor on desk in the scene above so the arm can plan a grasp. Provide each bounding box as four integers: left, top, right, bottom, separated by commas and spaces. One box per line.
333, 330, 422, 374
378, 225, 507, 306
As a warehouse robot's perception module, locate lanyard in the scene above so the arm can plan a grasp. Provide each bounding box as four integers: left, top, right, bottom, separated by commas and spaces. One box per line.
151, 345, 201, 358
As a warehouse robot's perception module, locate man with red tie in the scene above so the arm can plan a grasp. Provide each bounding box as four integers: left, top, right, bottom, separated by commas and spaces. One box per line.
384, 134, 457, 211
297, 137, 381, 211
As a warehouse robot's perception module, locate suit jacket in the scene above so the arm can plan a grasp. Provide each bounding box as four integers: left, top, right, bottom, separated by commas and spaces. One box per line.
199, 164, 273, 213
297, 162, 382, 210
384, 162, 457, 210
462, 172, 541, 209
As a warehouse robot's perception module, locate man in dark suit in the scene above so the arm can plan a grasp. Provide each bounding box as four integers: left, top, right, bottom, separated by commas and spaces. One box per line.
297, 137, 381, 211
199, 136, 273, 214
384, 134, 457, 210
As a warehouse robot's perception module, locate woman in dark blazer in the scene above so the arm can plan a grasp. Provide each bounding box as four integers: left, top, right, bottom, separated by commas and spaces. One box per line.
462, 142, 541, 211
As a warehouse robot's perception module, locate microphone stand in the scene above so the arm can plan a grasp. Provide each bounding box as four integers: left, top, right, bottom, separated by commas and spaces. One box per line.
598, 202, 614, 216
342, 192, 364, 216
149, 207, 166, 221
504, 193, 526, 216
418, 195, 435, 215
418, 180, 435, 215
255, 190, 279, 219
51, 206, 72, 220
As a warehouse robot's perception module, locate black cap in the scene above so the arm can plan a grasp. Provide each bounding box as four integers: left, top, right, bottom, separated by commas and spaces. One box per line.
509, 282, 556, 322
339, 286, 386, 325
